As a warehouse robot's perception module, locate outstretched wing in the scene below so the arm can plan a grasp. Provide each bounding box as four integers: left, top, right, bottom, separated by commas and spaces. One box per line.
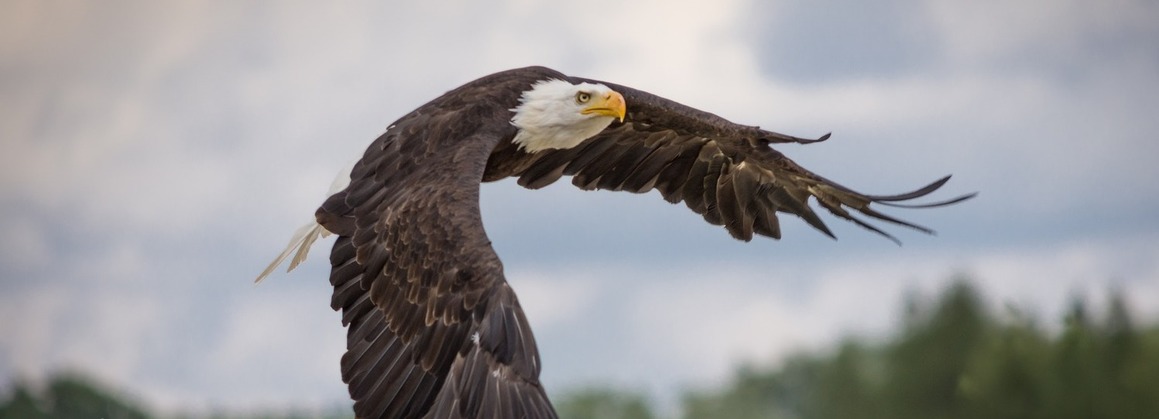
316, 68, 561, 418
513, 79, 974, 243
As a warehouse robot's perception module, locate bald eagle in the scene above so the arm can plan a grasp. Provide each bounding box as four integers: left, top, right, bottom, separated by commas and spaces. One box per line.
257, 66, 973, 418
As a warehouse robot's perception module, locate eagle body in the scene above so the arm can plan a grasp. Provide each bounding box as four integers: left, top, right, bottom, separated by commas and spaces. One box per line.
261, 66, 973, 418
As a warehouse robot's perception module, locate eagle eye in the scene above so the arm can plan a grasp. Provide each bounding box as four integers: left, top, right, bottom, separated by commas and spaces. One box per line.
575, 92, 591, 104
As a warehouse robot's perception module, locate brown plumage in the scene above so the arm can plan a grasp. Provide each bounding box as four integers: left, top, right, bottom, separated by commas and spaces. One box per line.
307, 66, 973, 418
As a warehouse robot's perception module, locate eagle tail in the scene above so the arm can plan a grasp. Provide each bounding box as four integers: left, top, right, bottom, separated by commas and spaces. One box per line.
254, 161, 354, 284
254, 222, 331, 283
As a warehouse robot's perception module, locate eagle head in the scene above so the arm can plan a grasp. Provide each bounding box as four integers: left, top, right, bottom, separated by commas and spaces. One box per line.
510, 79, 626, 153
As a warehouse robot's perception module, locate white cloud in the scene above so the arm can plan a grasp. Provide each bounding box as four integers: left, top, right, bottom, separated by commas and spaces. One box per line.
192, 286, 348, 412
0, 284, 163, 392
928, 0, 1159, 67
509, 270, 602, 329
0, 285, 71, 380
0, 218, 50, 272
519, 234, 1159, 412
2, 0, 1158, 415
626, 270, 810, 382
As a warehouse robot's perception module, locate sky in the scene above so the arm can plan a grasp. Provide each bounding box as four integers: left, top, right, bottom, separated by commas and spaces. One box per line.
2, 0, 1158, 415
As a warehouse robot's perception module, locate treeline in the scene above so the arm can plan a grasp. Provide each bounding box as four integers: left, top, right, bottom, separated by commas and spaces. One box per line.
0, 373, 150, 419
678, 281, 1159, 419
3, 280, 1158, 419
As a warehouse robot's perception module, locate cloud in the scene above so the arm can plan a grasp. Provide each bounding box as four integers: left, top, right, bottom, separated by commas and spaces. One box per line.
508, 270, 602, 329
194, 286, 348, 411
521, 234, 1159, 412
928, 0, 1159, 70
2, 0, 1157, 415
0, 282, 164, 392
746, 0, 941, 82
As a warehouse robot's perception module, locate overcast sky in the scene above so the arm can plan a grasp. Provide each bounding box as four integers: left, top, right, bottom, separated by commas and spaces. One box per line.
2, 0, 1158, 415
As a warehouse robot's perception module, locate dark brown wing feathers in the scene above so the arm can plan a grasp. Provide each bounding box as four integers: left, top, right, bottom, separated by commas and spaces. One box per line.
511, 75, 974, 243
318, 67, 563, 418
315, 66, 972, 418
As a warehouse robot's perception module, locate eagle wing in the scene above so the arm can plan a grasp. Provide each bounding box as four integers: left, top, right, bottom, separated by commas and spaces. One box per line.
300, 65, 972, 418
316, 68, 560, 419
514, 79, 974, 243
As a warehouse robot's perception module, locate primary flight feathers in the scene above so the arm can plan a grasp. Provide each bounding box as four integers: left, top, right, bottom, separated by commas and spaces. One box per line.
259, 66, 974, 418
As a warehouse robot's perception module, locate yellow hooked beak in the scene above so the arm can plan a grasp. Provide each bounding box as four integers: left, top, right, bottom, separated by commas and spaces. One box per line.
581, 90, 627, 122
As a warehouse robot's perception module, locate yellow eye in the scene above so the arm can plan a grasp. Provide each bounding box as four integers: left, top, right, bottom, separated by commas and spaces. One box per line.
576, 92, 591, 104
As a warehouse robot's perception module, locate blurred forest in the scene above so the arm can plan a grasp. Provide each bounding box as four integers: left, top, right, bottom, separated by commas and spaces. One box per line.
3, 279, 1158, 419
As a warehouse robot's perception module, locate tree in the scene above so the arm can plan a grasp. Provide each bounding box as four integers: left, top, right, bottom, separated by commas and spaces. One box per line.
555, 387, 655, 419
675, 279, 1159, 419
881, 281, 988, 419
0, 372, 151, 419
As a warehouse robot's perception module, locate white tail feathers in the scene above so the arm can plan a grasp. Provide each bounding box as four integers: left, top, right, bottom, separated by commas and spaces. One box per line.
253, 222, 331, 283
254, 161, 354, 284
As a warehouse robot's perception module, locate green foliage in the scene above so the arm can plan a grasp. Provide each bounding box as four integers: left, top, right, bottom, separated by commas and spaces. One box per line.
555, 387, 655, 419
684, 365, 789, 419
0, 372, 151, 419
680, 279, 1159, 419
5, 279, 1158, 419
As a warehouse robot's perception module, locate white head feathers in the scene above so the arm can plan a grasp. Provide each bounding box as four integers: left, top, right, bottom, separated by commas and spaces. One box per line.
510, 79, 625, 153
